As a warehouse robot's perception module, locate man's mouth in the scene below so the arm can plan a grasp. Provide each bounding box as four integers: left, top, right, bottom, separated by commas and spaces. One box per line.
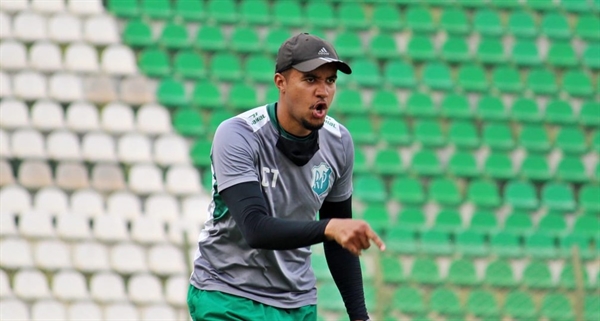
311, 102, 328, 118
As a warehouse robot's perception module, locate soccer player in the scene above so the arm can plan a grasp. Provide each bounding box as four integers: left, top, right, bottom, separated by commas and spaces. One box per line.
187, 33, 385, 321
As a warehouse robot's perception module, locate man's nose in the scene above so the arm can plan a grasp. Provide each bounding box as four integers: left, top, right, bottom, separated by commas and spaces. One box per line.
315, 82, 329, 99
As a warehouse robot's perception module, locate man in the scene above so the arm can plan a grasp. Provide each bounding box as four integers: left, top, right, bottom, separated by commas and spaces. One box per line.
188, 33, 385, 321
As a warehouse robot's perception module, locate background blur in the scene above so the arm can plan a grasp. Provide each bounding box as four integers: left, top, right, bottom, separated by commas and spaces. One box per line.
0, 0, 598, 320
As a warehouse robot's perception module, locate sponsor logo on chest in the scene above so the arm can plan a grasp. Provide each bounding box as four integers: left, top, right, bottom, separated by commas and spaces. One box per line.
311, 162, 332, 196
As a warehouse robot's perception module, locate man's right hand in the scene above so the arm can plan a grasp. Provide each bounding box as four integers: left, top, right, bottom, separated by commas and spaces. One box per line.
324, 219, 386, 256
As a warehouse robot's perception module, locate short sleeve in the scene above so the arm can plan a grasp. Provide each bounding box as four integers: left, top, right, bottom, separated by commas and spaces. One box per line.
212, 118, 259, 192
325, 126, 354, 202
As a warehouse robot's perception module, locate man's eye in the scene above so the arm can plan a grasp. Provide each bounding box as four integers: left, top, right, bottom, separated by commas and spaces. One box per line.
306, 78, 315, 83
327, 78, 336, 84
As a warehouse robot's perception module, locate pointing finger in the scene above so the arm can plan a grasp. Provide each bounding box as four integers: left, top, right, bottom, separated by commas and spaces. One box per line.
366, 228, 386, 251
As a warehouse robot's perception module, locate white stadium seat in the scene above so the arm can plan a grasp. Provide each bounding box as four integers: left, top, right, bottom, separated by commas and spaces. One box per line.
67, 301, 103, 321
0, 12, 11, 39
13, 70, 47, 101
129, 163, 164, 195
90, 272, 127, 303
0, 269, 12, 298
120, 76, 155, 105
91, 163, 125, 192
155, 135, 190, 166
0, 99, 30, 129
32, 300, 67, 321
34, 186, 69, 214
32, 0, 65, 13
49, 72, 83, 102
168, 219, 202, 245
84, 75, 118, 104
18, 160, 53, 189
0, 299, 30, 321
29, 41, 63, 72
118, 133, 152, 163
182, 194, 212, 226
34, 239, 71, 271
128, 273, 164, 305
56, 214, 91, 241
48, 13, 81, 43
70, 189, 104, 217
101, 45, 137, 75
141, 304, 177, 321
47, 130, 81, 161
14, 12, 47, 42
52, 270, 89, 302
84, 15, 119, 45
137, 104, 172, 135
0, 237, 33, 269
0, 130, 11, 158
110, 242, 148, 275
19, 210, 55, 239
0, 159, 15, 187
92, 215, 129, 243
31, 100, 65, 132
0, 72, 12, 98
65, 42, 99, 73
148, 244, 186, 276
145, 193, 180, 222
107, 191, 142, 219
165, 275, 188, 307
0, 40, 27, 70
131, 216, 167, 245
0, 0, 28, 11
166, 165, 201, 195
13, 269, 51, 300
56, 162, 90, 190
104, 303, 139, 321
66, 101, 100, 132
11, 129, 46, 159
0, 184, 32, 214
68, 0, 104, 15
82, 132, 117, 162
73, 241, 109, 273
0, 211, 17, 238
101, 102, 135, 134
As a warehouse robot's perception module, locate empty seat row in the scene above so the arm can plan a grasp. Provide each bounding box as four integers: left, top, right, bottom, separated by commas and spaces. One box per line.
0, 184, 211, 222
0, 0, 104, 15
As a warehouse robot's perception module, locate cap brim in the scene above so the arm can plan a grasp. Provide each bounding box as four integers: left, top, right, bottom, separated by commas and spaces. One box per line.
293, 57, 352, 74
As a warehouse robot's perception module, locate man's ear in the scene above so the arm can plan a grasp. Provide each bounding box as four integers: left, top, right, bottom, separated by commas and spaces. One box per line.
274, 73, 286, 93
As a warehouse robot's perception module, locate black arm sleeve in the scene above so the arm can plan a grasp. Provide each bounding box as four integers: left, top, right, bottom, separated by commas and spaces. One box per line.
319, 197, 369, 321
220, 181, 330, 250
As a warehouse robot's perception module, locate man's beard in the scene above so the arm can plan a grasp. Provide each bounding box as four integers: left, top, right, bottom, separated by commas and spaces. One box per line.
302, 119, 325, 131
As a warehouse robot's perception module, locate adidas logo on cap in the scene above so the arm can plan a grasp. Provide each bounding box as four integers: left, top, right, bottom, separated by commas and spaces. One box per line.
318, 47, 329, 55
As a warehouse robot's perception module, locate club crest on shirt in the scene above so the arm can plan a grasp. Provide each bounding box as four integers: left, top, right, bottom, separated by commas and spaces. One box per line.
311, 162, 332, 196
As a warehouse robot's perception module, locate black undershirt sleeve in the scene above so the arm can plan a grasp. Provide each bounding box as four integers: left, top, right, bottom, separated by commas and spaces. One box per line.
319, 197, 369, 321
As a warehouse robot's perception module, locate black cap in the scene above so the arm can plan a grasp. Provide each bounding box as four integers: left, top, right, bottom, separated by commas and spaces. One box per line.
275, 33, 352, 75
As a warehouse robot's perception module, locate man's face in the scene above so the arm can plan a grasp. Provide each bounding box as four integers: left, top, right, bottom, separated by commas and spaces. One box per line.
277, 63, 338, 136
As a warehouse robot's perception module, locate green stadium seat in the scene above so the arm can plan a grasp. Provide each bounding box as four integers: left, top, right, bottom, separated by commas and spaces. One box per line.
442, 37, 470, 63
353, 148, 369, 174
311, 252, 329, 281
579, 184, 600, 213
433, 209, 462, 232
405, 6, 436, 34
547, 42, 578, 68
527, 68, 558, 95
373, 148, 404, 176
245, 55, 273, 84
555, 156, 587, 183
337, 3, 368, 30
508, 10, 538, 38
573, 215, 600, 240
476, 96, 507, 122
584, 295, 600, 321
580, 101, 600, 127
542, 12, 571, 40
240, 0, 270, 25
519, 124, 551, 153
410, 257, 441, 284
173, 109, 204, 137
194, 26, 226, 52
305, 2, 336, 29
123, 20, 153, 48
511, 98, 542, 123
440, 8, 470, 35
467, 179, 502, 208
528, 0, 557, 10
350, 59, 382, 87
519, 154, 551, 181
467, 290, 499, 319
108, 0, 139, 18
483, 152, 514, 179
593, 131, 600, 153
563, 70, 594, 98
174, 50, 206, 79
473, 9, 503, 36
457, 64, 488, 93
447, 259, 479, 286
422, 62, 453, 91
558, 263, 584, 290
362, 204, 391, 234
541, 294, 574, 321
504, 211, 534, 236
159, 23, 189, 50
494, 0, 522, 9
381, 255, 404, 284
397, 208, 427, 232
206, 0, 238, 24
174, 0, 205, 21
524, 232, 558, 259
228, 83, 257, 112
372, 3, 402, 31
384, 61, 416, 88
369, 34, 398, 60
561, 0, 590, 11
317, 283, 345, 312
353, 176, 387, 203
504, 180, 538, 210
265, 30, 291, 55
457, 0, 488, 7
576, 14, 600, 41
420, 229, 453, 256
537, 213, 567, 237
429, 177, 462, 206
490, 231, 523, 258
141, 0, 171, 19
448, 121, 479, 149
391, 287, 425, 314
379, 119, 411, 146
511, 40, 541, 67
331, 89, 365, 117
386, 226, 418, 255
273, 2, 304, 28
157, 78, 188, 108
139, 48, 171, 78
392, 179, 425, 206
483, 123, 515, 151
208, 110, 235, 135
406, 93, 437, 118
447, 151, 479, 178
345, 117, 377, 145
555, 127, 587, 155
429, 287, 462, 317
559, 233, 594, 260
407, 35, 436, 61
504, 291, 536, 319
192, 81, 222, 110
545, 100, 577, 125
332, 32, 363, 59
190, 138, 212, 167
455, 229, 488, 257
230, 27, 261, 53
370, 90, 402, 116
477, 39, 505, 65
210, 53, 242, 82
469, 211, 499, 236
484, 260, 516, 288
492, 66, 523, 93
412, 150, 443, 176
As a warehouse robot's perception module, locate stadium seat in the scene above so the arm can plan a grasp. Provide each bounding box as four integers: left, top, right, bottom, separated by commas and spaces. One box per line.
527, 68, 558, 95
504, 180, 538, 210
56, 161, 90, 191
192, 81, 222, 110
407, 35, 435, 61
503, 211, 534, 237
429, 287, 462, 317
519, 154, 551, 181
447, 259, 479, 286
0, 184, 32, 214
122, 19, 153, 48
584, 295, 600, 321
206, 0, 238, 24
563, 70, 594, 98
90, 271, 127, 303
473, 9, 503, 36
396, 208, 426, 232
228, 82, 258, 111
504, 291, 536, 319
0, 71, 11, 98
492, 66, 523, 93
84, 75, 116, 104
524, 232, 558, 259
14, 11, 47, 42
67, 301, 103, 321
210, 53, 242, 82
405, 6, 435, 34
577, 14, 600, 41
91, 163, 125, 192
34, 239, 71, 271
137, 103, 172, 135
372, 148, 404, 176
31, 100, 64, 132
429, 180, 462, 207
140, 304, 177, 321
128, 273, 164, 304
477, 38, 505, 65
541, 293, 574, 321
101, 45, 137, 75
579, 184, 600, 213
73, 242, 110, 273
455, 229, 488, 257
411, 150, 443, 176
542, 12, 571, 40
46, 130, 81, 161
410, 257, 441, 285
239, 0, 269, 25
490, 231, 523, 258
467, 179, 502, 208
14, 71, 47, 101
420, 229, 453, 255
0, 12, 10, 40
34, 186, 69, 214
70, 189, 105, 217
466, 290, 499, 319
385, 226, 417, 255
337, 2, 368, 30
519, 124, 550, 153
482, 124, 515, 152
507, 10, 538, 38
48, 13, 81, 44
0, 269, 10, 298
414, 120, 445, 147
381, 255, 404, 284
0, 99, 29, 129
131, 216, 167, 245
64, 43, 99, 73
447, 151, 479, 178
29, 41, 62, 72
93, 215, 129, 243
317, 283, 345, 312
372, 3, 402, 31
265, 29, 292, 55
511, 40, 541, 67
245, 54, 273, 84
110, 242, 148, 275
384, 61, 416, 88
107, 191, 142, 219
542, 182, 576, 212
391, 178, 425, 206
545, 100, 577, 125
144, 193, 180, 222
148, 244, 186, 275
49, 73, 84, 102
391, 286, 425, 315
141, 0, 171, 19
353, 176, 387, 203
118, 133, 152, 163
555, 156, 587, 183
0, 130, 11, 159
229, 27, 261, 54
537, 213, 567, 237
0, 41, 27, 71
13, 269, 51, 300
139, 48, 171, 78
422, 62, 453, 90
174, 0, 205, 21
273, 1, 303, 27
194, 25, 226, 52
56, 214, 92, 242
32, 301, 66, 320
0, 237, 33, 269
368, 34, 398, 60
547, 42, 578, 68
484, 259, 516, 288
448, 121, 479, 149
458, 64, 488, 93
52, 270, 89, 302
344, 117, 377, 145
18, 160, 53, 189
104, 303, 139, 321
0, 160, 14, 186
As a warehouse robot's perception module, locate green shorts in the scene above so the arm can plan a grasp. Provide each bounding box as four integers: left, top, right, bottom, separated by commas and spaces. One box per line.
187, 285, 318, 321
